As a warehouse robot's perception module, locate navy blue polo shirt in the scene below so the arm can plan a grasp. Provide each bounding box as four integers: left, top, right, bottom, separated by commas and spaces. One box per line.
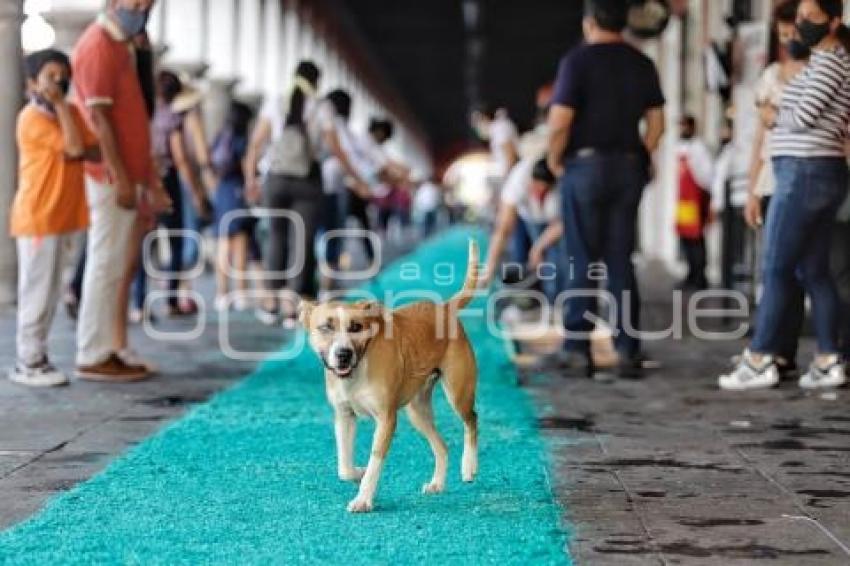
552, 41, 665, 158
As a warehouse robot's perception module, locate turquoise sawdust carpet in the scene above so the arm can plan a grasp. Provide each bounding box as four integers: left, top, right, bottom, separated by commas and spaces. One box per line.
0, 227, 570, 565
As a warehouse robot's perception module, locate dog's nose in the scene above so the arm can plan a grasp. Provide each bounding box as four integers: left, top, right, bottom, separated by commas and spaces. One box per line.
336, 348, 354, 364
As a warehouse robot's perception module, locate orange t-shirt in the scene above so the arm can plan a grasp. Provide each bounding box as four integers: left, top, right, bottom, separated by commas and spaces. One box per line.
10, 104, 98, 237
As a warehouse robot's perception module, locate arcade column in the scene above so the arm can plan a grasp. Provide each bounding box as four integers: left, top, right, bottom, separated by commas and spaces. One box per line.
0, 0, 23, 307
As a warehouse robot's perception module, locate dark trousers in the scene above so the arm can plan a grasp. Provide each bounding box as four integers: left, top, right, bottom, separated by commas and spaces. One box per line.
509, 215, 534, 266
680, 236, 708, 290
559, 153, 647, 358
751, 157, 848, 354
132, 167, 185, 309
264, 173, 322, 298
70, 237, 86, 301
344, 191, 375, 262
321, 192, 347, 269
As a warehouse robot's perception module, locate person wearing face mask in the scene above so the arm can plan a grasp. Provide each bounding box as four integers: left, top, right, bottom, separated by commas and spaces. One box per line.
8, 50, 101, 387
720, 0, 850, 391
546, 0, 666, 379
737, 0, 809, 382
70, 0, 170, 382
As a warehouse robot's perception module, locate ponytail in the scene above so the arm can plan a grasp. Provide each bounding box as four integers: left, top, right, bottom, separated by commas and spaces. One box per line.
285, 60, 320, 127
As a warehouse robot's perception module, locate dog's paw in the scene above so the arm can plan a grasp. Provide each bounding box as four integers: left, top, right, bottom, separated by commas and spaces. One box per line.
462, 456, 478, 482
338, 467, 366, 482
346, 497, 373, 513
421, 481, 445, 494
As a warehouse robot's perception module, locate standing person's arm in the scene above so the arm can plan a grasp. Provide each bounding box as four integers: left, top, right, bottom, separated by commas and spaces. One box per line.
546, 54, 579, 177
324, 128, 371, 198
642, 107, 665, 155
171, 129, 207, 217
744, 120, 767, 228
90, 105, 136, 209
243, 117, 271, 204
185, 107, 218, 192
546, 105, 574, 177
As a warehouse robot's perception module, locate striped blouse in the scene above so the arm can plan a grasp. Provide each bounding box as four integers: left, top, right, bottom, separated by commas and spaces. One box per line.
772, 46, 850, 158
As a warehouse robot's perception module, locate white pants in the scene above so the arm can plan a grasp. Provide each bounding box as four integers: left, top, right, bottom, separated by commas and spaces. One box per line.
76, 176, 137, 366
16, 234, 73, 366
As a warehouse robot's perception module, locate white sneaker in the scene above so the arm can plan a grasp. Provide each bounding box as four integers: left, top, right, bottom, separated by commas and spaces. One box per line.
233, 295, 250, 311
255, 307, 280, 326
719, 351, 779, 391
8, 360, 68, 388
118, 349, 158, 374
214, 295, 230, 312
799, 357, 846, 390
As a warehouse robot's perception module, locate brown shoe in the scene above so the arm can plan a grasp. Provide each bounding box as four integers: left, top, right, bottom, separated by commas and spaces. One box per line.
75, 353, 150, 383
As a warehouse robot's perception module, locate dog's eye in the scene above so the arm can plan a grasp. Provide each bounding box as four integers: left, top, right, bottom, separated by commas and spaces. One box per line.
318, 323, 333, 333
349, 322, 363, 333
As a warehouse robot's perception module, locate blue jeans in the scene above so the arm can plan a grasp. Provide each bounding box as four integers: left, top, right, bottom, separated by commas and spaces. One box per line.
751, 156, 849, 355
182, 179, 210, 269
133, 167, 185, 310
559, 153, 647, 358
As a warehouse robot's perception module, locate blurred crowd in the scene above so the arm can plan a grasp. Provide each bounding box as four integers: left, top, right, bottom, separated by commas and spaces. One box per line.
10, 0, 850, 397
8, 0, 448, 387
480, 0, 850, 392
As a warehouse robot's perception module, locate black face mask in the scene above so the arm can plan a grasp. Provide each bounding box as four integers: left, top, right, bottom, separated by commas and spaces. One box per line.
786, 39, 811, 60
797, 19, 831, 48
32, 94, 55, 114
57, 78, 70, 96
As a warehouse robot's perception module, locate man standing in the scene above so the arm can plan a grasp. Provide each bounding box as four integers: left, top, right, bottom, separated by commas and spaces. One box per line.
72, 0, 159, 381
547, 0, 665, 378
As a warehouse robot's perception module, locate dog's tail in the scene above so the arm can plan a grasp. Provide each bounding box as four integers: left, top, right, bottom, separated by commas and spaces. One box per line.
447, 238, 480, 311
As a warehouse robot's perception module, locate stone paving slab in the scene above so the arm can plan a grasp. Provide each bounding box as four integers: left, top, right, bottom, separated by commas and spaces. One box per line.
525, 333, 850, 565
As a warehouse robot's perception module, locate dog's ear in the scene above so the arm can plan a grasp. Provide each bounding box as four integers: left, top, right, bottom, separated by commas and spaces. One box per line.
297, 300, 315, 326
355, 300, 383, 317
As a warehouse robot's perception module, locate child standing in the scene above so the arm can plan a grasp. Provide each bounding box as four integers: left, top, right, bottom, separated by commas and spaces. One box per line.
9, 49, 99, 387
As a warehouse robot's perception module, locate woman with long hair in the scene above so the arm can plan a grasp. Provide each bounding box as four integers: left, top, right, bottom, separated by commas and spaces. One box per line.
741, 0, 808, 380
211, 101, 254, 310
721, 0, 850, 391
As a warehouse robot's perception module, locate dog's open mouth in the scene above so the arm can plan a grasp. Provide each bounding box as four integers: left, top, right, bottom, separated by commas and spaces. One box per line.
335, 366, 354, 378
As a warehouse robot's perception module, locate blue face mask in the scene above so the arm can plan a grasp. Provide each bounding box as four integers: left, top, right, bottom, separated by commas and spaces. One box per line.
115, 7, 149, 37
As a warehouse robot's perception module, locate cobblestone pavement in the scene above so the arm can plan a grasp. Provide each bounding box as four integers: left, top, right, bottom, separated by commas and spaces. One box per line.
515, 277, 850, 565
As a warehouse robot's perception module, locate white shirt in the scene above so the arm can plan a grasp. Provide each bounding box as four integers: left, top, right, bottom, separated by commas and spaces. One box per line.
500, 159, 559, 224
358, 133, 392, 198
321, 117, 380, 194
414, 181, 442, 213
677, 138, 714, 190
489, 115, 519, 179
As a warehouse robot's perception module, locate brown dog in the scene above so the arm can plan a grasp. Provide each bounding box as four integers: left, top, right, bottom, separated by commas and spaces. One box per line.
299, 240, 480, 513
